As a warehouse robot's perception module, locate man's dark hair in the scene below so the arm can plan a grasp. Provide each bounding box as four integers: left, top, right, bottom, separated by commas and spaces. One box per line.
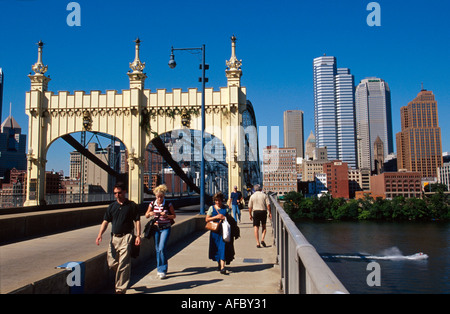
114, 182, 127, 191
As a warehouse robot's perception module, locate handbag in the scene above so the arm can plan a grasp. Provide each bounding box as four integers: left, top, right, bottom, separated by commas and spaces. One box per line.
143, 216, 158, 239
222, 217, 231, 242
205, 220, 221, 233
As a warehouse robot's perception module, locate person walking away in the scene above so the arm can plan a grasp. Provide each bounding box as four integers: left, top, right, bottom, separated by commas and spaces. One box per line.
206, 191, 237, 274
95, 182, 141, 294
230, 186, 243, 223
145, 184, 176, 279
248, 184, 271, 248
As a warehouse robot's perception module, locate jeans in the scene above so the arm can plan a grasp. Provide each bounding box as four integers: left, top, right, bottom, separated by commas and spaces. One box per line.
232, 204, 241, 222
154, 226, 171, 274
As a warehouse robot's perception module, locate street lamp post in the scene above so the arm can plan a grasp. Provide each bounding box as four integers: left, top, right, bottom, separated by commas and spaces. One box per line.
169, 45, 208, 214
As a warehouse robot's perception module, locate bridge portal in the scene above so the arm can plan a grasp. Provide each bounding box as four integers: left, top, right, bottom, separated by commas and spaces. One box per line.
24, 37, 259, 206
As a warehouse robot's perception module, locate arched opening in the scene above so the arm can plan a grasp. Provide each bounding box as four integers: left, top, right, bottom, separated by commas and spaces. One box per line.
44, 131, 127, 205
145, 129, 228, 200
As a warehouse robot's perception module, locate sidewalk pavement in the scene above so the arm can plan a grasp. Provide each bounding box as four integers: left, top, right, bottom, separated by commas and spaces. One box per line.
126, 209, 281, 294
0, 208, 198, 294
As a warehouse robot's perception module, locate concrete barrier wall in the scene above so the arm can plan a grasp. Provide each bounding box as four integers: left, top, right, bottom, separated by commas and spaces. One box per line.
0, 197, 200, 244
8, 215, 206, 294
0, 205, 108, 244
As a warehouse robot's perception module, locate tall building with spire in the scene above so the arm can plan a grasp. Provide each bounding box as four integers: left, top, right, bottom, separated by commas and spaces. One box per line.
355, 77, 393, 171
396, 89, 442, 178
313, 56, 357, 168
283, 110, 304, 158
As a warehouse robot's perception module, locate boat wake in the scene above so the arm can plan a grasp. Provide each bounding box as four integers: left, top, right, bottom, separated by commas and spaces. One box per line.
321, 247, 429, 262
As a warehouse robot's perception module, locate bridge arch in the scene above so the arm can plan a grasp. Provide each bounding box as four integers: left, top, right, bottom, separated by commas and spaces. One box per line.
146, 129, 228, 197
44, 131, 126, 204
24, 37, 250, 206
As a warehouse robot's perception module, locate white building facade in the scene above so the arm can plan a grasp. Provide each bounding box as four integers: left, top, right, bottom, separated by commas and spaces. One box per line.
438, 162, 450, 191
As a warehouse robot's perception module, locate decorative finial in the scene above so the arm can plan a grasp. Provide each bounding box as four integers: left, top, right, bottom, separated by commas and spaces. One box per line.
129, 37, 145, 73
226, 35, 242, 71
31, 40, 48, 75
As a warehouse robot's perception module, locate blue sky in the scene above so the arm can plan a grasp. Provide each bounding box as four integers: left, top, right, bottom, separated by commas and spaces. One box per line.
1, 0, 449, 175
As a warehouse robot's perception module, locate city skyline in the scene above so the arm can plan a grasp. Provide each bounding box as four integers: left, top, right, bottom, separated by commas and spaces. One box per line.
1, 0, 449, 175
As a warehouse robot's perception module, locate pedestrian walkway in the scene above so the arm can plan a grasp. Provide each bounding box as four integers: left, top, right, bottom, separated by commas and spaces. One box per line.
127, 209, 281, 294
1, 205, 280, 294
0, 207, 198, 294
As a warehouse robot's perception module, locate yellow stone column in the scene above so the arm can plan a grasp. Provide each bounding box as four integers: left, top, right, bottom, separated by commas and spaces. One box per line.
24, 41, 51, 206
126, 38, 147, 204
225, 35, 246, 194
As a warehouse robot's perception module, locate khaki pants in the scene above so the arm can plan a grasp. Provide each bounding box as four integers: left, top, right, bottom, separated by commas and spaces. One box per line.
107, 233, 132, 293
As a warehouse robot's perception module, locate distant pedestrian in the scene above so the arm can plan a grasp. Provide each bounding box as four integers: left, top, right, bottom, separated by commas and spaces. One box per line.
229, 186, 243, 223
206, 191, 238, 274
95, 182, 141, 294
145, 184, 176, 279
248, 184, 271, 248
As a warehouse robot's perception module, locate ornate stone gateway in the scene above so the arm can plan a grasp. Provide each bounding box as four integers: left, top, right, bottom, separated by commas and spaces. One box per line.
24, 37, 253, 206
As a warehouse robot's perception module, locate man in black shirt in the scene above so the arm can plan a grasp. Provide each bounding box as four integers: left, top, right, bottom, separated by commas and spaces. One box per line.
96, 182, 141, 294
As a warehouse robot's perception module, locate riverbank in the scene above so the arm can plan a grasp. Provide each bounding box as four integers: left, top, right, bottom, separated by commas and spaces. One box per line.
282, 192, 450, 222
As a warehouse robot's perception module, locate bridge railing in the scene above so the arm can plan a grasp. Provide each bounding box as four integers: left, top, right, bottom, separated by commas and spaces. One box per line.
269, 193, 349, 294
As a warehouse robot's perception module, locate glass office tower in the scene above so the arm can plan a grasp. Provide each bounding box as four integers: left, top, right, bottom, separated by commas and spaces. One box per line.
313, 56, 357, 168
355, 77, 393, 171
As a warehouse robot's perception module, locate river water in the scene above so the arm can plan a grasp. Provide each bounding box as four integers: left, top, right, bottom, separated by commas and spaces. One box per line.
296, 221, 450, 294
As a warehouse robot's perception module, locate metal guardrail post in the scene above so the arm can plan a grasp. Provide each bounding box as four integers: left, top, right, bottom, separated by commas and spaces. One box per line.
269, 193, 349, 294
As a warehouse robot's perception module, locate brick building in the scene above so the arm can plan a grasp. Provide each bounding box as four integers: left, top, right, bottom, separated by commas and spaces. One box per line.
263, 146, 297, 196
323, 160, 349, 198
371, 171, 422, 199
396, 89, 442, 178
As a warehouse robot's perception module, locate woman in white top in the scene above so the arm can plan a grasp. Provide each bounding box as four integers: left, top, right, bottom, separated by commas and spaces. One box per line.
145, 184, 176, 279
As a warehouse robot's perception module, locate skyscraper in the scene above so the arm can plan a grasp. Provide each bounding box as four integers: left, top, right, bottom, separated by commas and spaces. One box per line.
0, 114, 27, 177
283, 110, 304, 158
313, 56, 357, 168
355, 78, 393, 171
0, 68, 3, 120
396, 89, 442, 178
